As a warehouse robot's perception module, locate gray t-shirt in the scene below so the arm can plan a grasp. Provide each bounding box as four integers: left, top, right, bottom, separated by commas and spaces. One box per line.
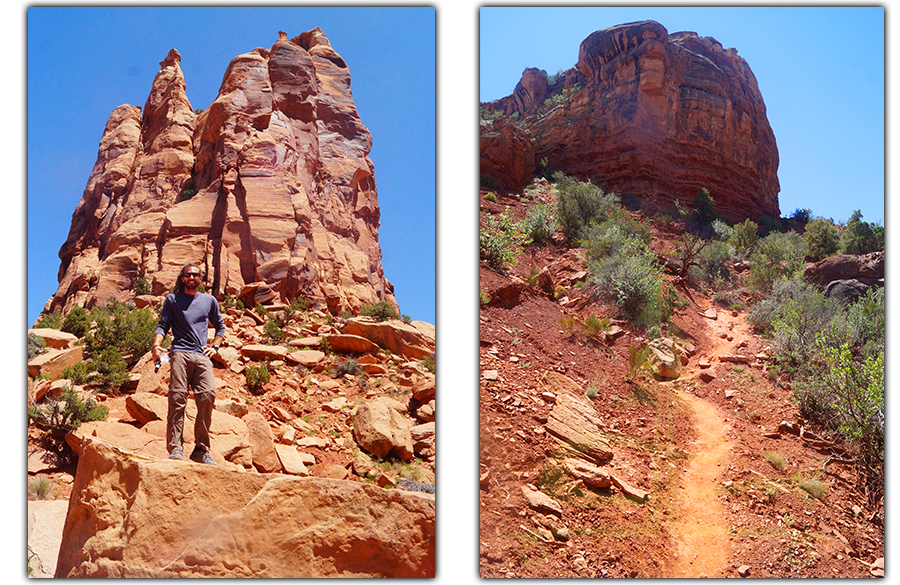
155, 292, 226, 355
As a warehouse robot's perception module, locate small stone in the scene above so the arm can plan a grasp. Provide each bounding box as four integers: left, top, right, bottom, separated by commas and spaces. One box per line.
738, 565, 751, 577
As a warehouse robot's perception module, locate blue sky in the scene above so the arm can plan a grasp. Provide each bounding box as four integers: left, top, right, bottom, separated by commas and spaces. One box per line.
480, 6, 884, 229
27, 6, 435, 325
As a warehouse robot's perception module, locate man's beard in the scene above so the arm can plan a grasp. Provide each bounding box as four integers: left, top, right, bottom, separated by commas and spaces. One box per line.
184, 281, 200, 293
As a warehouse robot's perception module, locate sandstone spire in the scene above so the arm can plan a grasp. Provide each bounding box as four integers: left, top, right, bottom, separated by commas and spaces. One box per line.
46, 30, 395, 317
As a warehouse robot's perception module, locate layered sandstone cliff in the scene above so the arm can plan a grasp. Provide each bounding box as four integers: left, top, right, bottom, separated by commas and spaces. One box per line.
481, 20, 780, 222
47, 29, 395, 316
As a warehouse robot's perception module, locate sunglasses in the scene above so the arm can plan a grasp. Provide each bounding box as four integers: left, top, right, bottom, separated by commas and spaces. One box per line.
183, 273, 201, 279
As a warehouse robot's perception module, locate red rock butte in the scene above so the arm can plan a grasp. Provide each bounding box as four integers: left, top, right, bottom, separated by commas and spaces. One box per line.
481, 20, 781, 222
46, 29, 396, 317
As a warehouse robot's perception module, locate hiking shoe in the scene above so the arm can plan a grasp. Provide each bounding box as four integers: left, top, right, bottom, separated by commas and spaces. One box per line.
169, 448, 183, 460
190, 449, 216, 465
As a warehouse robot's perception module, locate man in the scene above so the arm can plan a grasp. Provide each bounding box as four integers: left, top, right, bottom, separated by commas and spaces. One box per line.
152, 263, 226, 465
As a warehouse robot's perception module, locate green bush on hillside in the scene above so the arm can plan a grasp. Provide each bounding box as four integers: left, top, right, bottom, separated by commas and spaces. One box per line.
86, 299, 156, 362
728, 219, 760, 260
244, 363, 270, 395
845, 287, 885, 357
480, 207, 530, 269
840, 210, 883, 255
589, 235, 664, 323
360, 301, 400, 322
520, 202, 557, 246
61, 305, 92, 338
746, 231, 807, 293
27, 332, 47, 361
33, 311, 62, 330
690, 239, 734, 284
28, 385, 108, 433
803, 217, 840, 261
556, 180, 620, 241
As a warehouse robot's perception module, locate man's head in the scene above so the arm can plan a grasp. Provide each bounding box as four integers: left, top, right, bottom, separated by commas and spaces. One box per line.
174, 263, 203, 294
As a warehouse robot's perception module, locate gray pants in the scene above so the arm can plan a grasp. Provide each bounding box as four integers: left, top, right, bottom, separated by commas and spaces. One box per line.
167, 351, 216, 454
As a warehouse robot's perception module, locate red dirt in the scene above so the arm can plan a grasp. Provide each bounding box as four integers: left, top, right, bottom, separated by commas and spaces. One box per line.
478, 184, 884, 578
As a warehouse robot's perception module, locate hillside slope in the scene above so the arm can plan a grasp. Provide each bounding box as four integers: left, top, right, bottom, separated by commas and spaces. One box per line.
478, 182, 883, 578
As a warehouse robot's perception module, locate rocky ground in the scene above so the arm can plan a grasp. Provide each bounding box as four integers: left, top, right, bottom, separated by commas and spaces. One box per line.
478, 183, 884, 578
27, 304, 435, 576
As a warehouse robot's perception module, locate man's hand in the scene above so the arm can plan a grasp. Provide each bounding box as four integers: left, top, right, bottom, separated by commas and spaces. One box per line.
204, 335, 224, 359
152, 333, 165, 360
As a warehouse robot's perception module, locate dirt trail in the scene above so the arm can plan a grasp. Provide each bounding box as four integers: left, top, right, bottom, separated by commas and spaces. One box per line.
664, 302, 741, 577
667, 387, 733, 577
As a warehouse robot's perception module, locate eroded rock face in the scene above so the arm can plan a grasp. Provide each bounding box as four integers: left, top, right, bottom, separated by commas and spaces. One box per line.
482, 20, 780, 222
479, 118, 535, 192
56, 438, 435, 578
47, 29, 396, 318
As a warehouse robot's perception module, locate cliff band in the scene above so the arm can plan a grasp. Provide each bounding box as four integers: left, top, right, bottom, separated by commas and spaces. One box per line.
481, 20, 781, 222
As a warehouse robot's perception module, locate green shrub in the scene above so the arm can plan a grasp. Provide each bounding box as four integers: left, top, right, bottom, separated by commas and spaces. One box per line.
691, 239, 734, 284
330, 359, 364, 379
661, 284, 690, 322
220, 295, 236, 310
62, 361, 92, 385
133, 276, 151, 296
244, 363, 270, 394
33, 311, 62, 330
747, 231, 807, 293
556, 180, 620, 241
479, 291, 491, 305
86, 299, 156, 362
806, 337, 884, 466
625, 344, 654, 381
584, 210, 651, 265
520, 202, 556, 246
29, 385, 108, 432
728, 219, 760, 259
748, 277, 839, 352
483, 191, 498, 202
748, 277, 807, 334
91, 347, 130, 389
480, 207, 529, 269
589, 236, 663, 323
255, 303, 270, 319
710, 219, 733, 242
764, 450, 786, 472
480, 175, 498, 190
28, 476, 53, 499
840, 210, 883, 255
61, 305, 92, 338
770, 289, 842, 369
360, 301, 400, 322
845, 287, 885, 356
27, 332, 47, 361
803, 217, 839, 261
263, 320, 285, 344
290, 296, 310, 312
691, 188, 717, 228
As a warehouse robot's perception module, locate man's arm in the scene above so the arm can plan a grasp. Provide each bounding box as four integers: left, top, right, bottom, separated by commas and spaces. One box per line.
153, 295, 172, 359
203, 296, 226, 358
151, 333, 165, 360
